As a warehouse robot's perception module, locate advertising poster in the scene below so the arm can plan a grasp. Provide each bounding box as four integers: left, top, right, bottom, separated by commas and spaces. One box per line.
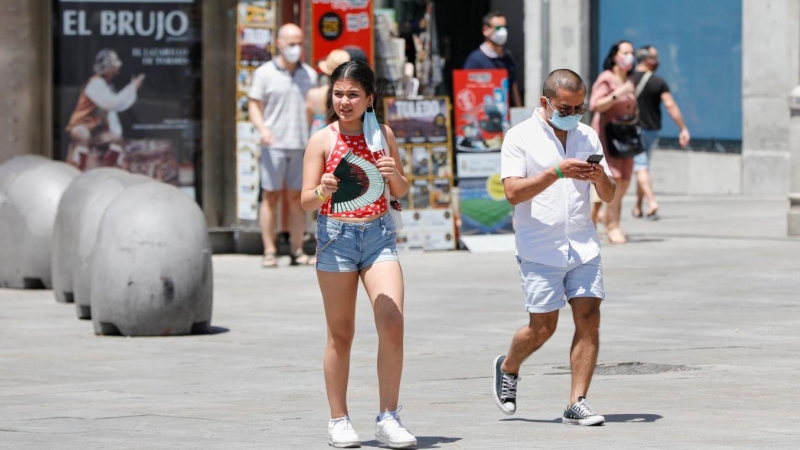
383, 97, 448, 145
383, 96, 455, 250
311, 0, 374, 68
452, 69, 509, 152
235, 0, 276, 222
52, 0, 202, 198
457, 176, 513, 235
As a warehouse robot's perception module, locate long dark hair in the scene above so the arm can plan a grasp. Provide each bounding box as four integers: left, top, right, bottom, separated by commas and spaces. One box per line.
326, 60, 377, 124
601, 40, 633, 72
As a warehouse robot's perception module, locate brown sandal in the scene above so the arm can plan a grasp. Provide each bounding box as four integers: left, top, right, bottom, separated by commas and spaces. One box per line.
261, 252, 278, 268
606, 228, 627, 245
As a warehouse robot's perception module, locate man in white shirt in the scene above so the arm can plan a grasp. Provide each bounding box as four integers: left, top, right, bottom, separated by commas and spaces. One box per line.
492, 69, 616, 426
66, 49, 145, 170
248, 23, 317, 268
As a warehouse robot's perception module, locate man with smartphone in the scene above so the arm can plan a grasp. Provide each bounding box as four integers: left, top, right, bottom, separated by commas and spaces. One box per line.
494, 69, 615, 426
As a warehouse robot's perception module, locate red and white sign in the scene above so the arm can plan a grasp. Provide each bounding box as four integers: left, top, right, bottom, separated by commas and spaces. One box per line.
452, 69, 509, 152
311, 0, 373, 68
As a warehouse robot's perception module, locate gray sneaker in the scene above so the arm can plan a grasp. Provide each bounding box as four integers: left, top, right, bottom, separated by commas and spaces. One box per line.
562, 397, 605, 426
492, 355, 519, 415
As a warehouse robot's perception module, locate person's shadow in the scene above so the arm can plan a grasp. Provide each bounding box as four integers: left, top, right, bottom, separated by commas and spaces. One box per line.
361, 436, 462, 448
502, 413, 663, 424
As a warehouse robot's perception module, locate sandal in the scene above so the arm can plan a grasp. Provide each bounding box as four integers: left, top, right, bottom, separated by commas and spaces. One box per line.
606, 228, 627, 245
290, 250, 315, 266
632, 208, 643, 219
261, 252, 278, 268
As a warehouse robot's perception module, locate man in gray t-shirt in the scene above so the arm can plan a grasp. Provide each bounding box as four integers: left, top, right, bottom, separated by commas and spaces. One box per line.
248, 23, 318, 268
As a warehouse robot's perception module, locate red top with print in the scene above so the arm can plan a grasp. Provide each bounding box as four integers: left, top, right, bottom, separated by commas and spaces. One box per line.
319, 130, 388, 218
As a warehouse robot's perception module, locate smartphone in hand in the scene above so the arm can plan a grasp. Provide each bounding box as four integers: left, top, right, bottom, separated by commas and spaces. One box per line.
586, 154, 604, 164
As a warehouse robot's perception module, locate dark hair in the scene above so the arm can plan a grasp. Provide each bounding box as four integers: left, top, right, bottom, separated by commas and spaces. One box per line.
635, 45, 654, 63
602, 40, 633, 72
482, 11, 505, 28
542, 69, 586, 98
326, 60, 377, 124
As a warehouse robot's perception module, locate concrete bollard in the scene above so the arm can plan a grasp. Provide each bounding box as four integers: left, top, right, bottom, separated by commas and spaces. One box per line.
0, 157, 80, 288
72, 172, 153, 318
788, 85, 800, 236
90, 182, 213, 336
50, 168, 151, 309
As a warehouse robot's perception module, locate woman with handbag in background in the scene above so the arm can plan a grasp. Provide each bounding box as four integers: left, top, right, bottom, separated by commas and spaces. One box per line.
301, 60, 416, 449
589, 40, 639, 244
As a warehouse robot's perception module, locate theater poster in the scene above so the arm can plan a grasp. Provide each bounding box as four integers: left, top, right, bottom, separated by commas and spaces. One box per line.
52, 0, 202, 199
452, 69, 509, 152
311, 0, 373, 68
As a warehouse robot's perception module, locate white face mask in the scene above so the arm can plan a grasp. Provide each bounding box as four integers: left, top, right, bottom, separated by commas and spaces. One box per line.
490, 27, 508, 46
282, 44, 302, 64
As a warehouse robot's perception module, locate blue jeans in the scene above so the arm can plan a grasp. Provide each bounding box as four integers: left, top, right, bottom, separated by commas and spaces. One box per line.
316, 214, 399, 272
633, 129, 660, 172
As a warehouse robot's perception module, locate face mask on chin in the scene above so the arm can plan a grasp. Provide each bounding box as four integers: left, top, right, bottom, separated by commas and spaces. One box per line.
282, 44, 302, 64
489, 27, 508, 46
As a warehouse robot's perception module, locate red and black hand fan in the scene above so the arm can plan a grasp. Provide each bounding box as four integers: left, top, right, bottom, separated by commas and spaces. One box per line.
330, 150, 384, 214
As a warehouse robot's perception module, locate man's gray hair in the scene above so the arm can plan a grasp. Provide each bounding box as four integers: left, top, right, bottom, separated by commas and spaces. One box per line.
93, 49, 117, 75
636, 45, 654, 64
542, 69, 585, 98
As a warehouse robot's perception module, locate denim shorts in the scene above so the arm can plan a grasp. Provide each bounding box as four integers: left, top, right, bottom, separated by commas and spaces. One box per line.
633, 129, 660, 172
316, 214, 400, 272
517, 247, 604, 314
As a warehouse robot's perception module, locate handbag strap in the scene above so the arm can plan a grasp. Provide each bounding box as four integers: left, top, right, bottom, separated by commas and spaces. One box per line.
635, 71, 653, 98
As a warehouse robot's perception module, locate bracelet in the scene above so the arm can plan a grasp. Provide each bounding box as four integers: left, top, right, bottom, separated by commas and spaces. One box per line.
555, 165, 564, 179
314, 185, 329, 201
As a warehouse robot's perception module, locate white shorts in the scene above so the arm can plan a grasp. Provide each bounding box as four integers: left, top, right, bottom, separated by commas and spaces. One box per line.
517, 248, 605, 314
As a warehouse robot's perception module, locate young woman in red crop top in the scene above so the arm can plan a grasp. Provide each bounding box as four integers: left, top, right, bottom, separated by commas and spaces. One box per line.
300, 60, 416, 448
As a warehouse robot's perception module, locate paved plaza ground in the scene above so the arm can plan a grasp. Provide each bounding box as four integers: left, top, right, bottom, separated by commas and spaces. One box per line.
1, 196, 799, 449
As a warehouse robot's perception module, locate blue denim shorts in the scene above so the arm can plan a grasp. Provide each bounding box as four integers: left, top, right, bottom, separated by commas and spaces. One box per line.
517, 247, 605, 314
316, 214, 400, 272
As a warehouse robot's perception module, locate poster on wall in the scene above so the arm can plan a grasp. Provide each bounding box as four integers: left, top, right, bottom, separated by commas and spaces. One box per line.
383, 96, 456, 251
52, 0, 202, 199
311, 0, 373, 68
452, 69, 509, 152
235, 0, 277, 222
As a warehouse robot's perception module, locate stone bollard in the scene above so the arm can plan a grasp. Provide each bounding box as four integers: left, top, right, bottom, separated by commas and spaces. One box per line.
90, 182, 213, 336
788, 85, 800, 236
0, 157, 80, 288
50, 168, 151, 309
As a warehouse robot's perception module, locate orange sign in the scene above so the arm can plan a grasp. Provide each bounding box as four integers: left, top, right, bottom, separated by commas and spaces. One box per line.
311, 0, 373, 69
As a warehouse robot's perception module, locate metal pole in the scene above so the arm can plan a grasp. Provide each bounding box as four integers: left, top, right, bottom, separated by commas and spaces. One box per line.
788, 85, 800, 236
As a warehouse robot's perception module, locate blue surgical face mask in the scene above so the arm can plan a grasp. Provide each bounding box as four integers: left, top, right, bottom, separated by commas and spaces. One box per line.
546, 98, 582, 131
363, 104, 386, 156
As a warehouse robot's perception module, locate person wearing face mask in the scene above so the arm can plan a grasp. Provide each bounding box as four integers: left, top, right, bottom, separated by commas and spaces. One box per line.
629, 45, 691, 221
248, 23, 318, 268
463, 11, 523, 107
589, 40, 638, 244
493, 69, 615, 426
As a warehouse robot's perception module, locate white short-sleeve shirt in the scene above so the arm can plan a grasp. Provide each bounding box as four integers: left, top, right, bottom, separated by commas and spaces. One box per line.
501, 109, 613, 267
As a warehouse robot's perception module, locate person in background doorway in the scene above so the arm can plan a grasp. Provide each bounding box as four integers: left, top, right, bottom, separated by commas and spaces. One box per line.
589, 40, 637, 244
463, 10, 523, 107
629, 45, 691, 220
248, 23, 317, 268
307, 49, 351, 134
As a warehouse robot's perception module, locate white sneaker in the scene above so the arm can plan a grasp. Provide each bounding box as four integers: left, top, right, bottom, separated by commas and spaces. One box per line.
375, 407, 417, 449
328, 416, 361, 448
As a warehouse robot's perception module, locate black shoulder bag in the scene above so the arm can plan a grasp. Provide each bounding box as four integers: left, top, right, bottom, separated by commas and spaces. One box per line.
604, 72, 652, 158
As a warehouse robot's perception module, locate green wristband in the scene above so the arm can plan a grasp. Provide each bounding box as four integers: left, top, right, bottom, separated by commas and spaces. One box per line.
555, 165, 564, 179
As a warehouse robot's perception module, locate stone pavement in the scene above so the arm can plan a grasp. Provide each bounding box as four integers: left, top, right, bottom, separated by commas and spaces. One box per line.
1, 196, 799, 449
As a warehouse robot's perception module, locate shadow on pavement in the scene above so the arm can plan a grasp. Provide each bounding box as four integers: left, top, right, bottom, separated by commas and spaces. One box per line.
502, 413, 662, 424
361, 436, 462, 448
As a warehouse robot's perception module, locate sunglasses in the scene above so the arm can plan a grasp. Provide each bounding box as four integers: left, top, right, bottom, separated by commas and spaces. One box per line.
546, 98, 587, 116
